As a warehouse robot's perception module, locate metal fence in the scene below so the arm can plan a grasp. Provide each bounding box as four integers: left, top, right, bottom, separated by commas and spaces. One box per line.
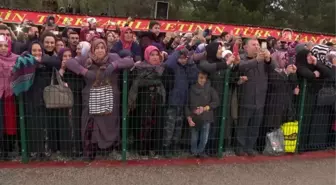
0, 69, 335, 163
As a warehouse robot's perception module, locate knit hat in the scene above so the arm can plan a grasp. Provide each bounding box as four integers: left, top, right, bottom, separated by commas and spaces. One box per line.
149, 20, 160, 30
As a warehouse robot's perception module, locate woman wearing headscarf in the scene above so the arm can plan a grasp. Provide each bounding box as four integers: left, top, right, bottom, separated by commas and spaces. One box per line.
296, 49, 333, 152
111, 27, 141, 61
128, 45, 165, 156
0, 35, 19, 160
58, 48, 84, 157
65, 39, 134, 160
76, 41, 91, 59
19, 41, 62, 160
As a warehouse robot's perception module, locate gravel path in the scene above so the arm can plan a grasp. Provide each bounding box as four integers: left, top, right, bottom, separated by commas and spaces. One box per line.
0, 158, 335, 185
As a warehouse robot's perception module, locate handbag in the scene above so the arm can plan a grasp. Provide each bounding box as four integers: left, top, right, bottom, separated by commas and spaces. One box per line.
43, 68, 74, 109
89, 68, 113, 115
317, 81, 336, 106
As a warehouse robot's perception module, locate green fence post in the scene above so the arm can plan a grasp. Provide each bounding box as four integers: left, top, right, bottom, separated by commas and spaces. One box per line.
18, 94, 28, 163
121, 70, 128, 162
217, 69, 231, 158
296, 79, 307, 153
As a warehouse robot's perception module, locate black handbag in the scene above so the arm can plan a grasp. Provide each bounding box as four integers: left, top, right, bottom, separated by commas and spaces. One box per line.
317, 81, 336, 106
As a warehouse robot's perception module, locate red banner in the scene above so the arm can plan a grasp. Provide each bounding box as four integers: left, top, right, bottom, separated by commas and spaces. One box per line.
0, 8, 335, 43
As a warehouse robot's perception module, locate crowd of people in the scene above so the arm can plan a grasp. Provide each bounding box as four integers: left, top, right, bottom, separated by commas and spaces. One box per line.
0, 16, 335, 161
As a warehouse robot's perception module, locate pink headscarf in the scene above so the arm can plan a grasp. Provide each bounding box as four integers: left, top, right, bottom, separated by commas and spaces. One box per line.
0, 35, 13, 57
144, 45, 161, 64
120, 27, 133, 50
0, 35, 18, 98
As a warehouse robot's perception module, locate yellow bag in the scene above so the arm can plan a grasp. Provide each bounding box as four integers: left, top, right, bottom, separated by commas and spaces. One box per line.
281, 121, 298, 153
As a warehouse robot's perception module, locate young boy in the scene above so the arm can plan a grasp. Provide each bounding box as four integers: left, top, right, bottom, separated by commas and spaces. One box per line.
185, 71, 220, 157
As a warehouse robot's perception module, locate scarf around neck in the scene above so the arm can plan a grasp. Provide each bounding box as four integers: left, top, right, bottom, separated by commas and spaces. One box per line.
0, 52, 19, 97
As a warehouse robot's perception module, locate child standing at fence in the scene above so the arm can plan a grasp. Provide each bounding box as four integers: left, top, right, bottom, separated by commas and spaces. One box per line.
185, 71, 220, 158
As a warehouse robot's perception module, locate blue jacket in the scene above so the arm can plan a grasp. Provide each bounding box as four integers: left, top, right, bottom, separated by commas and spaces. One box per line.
111, 41, 142, 61
165, 51, 199, 106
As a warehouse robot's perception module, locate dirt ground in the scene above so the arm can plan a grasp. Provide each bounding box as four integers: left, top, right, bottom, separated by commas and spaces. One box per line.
0, 158, 335, 185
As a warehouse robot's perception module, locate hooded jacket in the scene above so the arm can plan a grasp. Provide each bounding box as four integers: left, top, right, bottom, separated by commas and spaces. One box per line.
165, 49, 199, 106
185, 81, 220, 125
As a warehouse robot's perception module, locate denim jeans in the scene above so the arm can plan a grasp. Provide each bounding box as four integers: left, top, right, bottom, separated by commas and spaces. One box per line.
190, 123, 211, 155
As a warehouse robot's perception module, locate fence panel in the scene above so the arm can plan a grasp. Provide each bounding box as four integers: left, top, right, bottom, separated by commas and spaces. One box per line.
0, 67, 335, 163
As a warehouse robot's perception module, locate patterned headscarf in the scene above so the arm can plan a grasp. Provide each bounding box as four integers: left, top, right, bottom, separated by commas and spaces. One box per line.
86, 39, 109, 68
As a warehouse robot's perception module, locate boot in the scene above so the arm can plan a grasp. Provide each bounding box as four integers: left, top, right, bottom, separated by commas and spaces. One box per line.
172, 143, 181, 156
163, 145, 172, 158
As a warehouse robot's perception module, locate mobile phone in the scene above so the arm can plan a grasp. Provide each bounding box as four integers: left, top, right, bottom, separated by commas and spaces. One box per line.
261, 41, 267, 50
233, 43, 239, 57
96, 28, 103, 33
52, 31, 59, 35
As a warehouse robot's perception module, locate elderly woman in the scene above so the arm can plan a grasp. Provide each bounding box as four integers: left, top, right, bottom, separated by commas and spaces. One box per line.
128, 45, 166, 156
0, 35, 19, 160
66, 39, 134, 160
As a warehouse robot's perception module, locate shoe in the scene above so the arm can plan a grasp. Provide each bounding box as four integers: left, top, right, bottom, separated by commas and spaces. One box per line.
191, 153, 199, 158
163, 146, 172, 158
246, 150, 259, 157
199, 153, 208, 158
235, 148, 246, 156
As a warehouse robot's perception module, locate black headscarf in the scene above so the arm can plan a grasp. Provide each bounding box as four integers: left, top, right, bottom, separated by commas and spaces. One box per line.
26, 41, 45, 56
295, 49, 315, 70
205, 42, 221, 63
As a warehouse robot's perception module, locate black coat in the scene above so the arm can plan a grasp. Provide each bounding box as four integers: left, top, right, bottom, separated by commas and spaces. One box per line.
238, 54, 276, 109
263, 70, 297, 128
296, 49, 334, 151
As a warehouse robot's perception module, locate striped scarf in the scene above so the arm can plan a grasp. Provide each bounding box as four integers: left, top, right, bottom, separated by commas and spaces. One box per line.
311, 44, 333, 68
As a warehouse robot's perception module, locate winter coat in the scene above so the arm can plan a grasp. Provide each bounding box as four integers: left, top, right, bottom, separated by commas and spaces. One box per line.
111, 40, 141, 61
185, 81, 220, 126
164, 51, 198, 106
238, 53, 276, 109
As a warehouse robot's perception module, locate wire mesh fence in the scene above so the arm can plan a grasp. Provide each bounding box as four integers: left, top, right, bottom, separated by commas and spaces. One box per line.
0, 68, 335, 163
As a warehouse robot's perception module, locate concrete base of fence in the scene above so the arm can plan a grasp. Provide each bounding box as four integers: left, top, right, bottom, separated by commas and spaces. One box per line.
0, 150, 335, 169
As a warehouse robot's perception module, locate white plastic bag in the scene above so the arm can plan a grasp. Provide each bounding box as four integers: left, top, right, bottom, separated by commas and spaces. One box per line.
263, 128, 285, 156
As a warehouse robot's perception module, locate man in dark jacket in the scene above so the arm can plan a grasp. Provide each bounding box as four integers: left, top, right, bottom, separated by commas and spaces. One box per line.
236, 38, 276, 156
67, 31, 80, 56
162, 48, 198, 157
